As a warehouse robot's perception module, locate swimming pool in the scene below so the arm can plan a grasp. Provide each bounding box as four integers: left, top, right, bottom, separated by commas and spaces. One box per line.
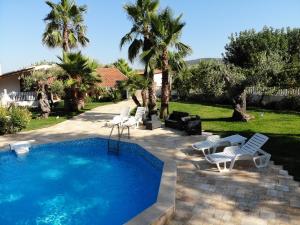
0, 138, 164, 225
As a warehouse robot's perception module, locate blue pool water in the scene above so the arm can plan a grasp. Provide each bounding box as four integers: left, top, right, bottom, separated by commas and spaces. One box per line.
0, 138, 163, 225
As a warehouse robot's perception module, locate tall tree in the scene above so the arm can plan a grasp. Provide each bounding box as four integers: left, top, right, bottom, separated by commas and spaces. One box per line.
120, 0, 159, 114
43, 0, 89, 52
113, 58, 135, 77
57, 52, 100, 111
114, 58, 148, 106
144, 8, 191, 118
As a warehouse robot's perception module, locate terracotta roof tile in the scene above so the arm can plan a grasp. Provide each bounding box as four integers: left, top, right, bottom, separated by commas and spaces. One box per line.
96, 67, 128, 88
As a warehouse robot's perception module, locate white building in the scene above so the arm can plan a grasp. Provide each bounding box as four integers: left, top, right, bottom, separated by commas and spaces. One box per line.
0, 65, 54, 93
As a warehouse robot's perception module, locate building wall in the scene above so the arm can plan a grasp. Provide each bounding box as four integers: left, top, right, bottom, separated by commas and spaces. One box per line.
0, 74, 21, 93
154, 73, 162, 87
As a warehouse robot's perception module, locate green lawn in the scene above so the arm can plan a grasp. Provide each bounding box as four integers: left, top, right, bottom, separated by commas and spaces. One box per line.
26, 101, 112, 131
169, 101, 300, 180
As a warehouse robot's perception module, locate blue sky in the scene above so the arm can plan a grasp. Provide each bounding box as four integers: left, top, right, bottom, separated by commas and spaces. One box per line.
1, 0, 300, 73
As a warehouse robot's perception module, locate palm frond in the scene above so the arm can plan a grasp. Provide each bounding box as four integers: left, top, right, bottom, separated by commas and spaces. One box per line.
128, 39, 143, 62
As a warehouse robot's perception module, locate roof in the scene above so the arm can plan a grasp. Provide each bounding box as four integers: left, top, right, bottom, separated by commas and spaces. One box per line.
137, 69, 162, 76
96, 67, 128, 88
0, 67, 34, 80
0, 64, 56, 80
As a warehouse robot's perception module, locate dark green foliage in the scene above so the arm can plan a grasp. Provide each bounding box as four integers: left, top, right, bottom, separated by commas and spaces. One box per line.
113, 59, 135, 76
57, 51, 101, 111
224, 27, 300, 88
43, 0, 89, 52
0, 106, 31, 134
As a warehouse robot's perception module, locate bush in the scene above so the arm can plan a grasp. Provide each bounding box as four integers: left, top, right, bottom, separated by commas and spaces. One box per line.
51, 80, 65, 98
0, 106, 31, 134
97, 89, 123, 102
0, 107, 9, 134
9, 106, 32, 133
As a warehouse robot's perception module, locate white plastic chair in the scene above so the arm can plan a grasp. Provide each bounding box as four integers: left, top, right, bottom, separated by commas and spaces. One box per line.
107, 107, 130, 126
205, 133, 270, 172
121, 107, 146, 138
122, 107, 146, 129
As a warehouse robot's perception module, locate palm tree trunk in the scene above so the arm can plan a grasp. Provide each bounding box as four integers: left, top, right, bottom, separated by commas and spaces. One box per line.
63, 26, 70, 52
143, 37, 156, 115
148, 68, 157, 115
160, 49, 170, 119
141, 88, 148, 107
132, 94, 142, 107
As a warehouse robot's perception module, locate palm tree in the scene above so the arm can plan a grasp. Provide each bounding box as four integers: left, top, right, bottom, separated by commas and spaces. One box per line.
57, 52, 100, 111
120, 74, 150, 107
43, 0, 89, 52
113, 58, 135, 77
144, 8, 192, 118
120, 0, 159, 114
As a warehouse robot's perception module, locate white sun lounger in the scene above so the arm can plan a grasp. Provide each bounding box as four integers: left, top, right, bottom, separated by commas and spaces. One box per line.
192, 134, 247, 156
121, 107, 146, 138
205, 133, 270, 172
107, 107, 130, 126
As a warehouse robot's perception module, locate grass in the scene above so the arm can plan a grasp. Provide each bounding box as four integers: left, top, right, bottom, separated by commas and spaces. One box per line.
25, 101, 112, 131
169, 101, 300, 180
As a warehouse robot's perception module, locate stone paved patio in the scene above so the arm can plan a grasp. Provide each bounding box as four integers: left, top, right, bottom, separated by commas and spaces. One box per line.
0, 100, 299, 225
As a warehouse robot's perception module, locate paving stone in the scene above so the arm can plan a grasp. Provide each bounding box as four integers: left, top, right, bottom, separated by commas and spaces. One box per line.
241, 216, 267, 225
267, 189, 284, 198
259, 209, 276, 220
275, 184, 290, 192
290, 197, 300, 208
222, 211, 232, 222
279, 170, 288, 176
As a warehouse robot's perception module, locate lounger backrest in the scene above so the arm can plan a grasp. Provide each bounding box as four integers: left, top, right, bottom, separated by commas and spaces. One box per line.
240, 133, 269, 155
135, 107, 146, 121
120, 107, 130, 118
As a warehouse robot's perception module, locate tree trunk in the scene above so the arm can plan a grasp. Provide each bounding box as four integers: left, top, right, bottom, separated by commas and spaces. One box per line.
64, 88, 73, 111
63, 26, 70, 52
148, 68, 157, 115
141, 88, 148, 107
131, 94, 142, 107
143, 36, 156, 115
232, 91, 253, 121
160, 49, 170, 119
72, 91, 85, 111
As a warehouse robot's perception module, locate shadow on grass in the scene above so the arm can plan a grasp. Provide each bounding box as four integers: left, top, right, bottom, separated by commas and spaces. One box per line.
201, 117, 233, 122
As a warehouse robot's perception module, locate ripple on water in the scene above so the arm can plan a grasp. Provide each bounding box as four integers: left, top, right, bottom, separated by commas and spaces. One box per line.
41, 169, 63, 180
36, 195, 109, 225
68, 156, 92, 166
0, 193, 23, 204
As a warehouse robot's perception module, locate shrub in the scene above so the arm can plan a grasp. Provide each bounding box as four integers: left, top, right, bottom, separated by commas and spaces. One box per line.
0, 107, 9, 134
0, 106, 31, 134
51, 80, 65, 98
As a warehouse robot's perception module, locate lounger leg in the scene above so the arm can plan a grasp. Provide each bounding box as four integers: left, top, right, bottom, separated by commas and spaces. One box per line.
253, 154, 271, 168
216, 161, 232, 172
229, 159, 236, 171
203, 147, 216, 156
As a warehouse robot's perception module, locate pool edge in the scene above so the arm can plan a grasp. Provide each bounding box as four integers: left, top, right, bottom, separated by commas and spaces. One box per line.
125, 158, 176, 225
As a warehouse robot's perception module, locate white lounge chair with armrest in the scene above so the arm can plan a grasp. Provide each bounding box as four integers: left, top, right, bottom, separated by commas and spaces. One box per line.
121, 107, 146, 138
192, 134, 247, 156
107, 107, 130, 126
205, 133, 271, 172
